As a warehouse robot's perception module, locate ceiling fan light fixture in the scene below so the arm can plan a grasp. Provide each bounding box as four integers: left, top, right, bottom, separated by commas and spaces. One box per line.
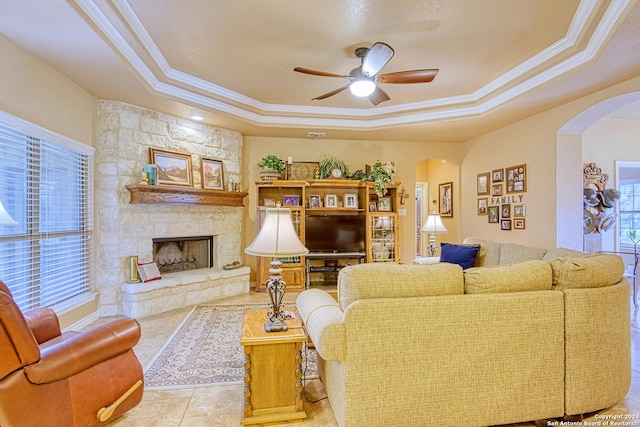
350, 79, 376, 97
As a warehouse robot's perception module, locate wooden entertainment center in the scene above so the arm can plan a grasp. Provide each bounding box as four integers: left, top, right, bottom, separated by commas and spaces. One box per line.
254, 180, 400, 291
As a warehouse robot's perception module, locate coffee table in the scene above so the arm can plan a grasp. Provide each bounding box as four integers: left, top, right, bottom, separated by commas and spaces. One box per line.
240, 309, 307, 425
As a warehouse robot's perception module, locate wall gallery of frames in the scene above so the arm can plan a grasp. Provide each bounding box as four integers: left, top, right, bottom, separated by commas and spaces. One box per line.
476, 164, 527, 231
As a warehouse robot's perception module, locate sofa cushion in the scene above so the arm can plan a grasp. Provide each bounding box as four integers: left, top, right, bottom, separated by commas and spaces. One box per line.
498, 243, 547, 265
464, 260, 553, 294
462, 237, 501, 266
550, 254, 625, 290
337, 263, 464, 311
542, 247, 588, 261
440, 243, 480, 269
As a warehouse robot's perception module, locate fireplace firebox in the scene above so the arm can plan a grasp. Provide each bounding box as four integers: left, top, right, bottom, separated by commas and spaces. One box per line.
152, 236, 213, 273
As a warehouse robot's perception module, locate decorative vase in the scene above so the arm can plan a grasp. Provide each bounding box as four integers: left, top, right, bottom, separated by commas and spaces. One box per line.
259, 167, 282, 181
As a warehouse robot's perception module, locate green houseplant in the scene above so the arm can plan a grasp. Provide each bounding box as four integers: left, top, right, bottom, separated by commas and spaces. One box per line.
315, 155, 350, 179
257, 154, 285, 180
364, 161, 393, 197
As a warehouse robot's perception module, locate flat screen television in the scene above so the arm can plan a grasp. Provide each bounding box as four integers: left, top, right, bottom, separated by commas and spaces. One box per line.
305, 215, 365, 253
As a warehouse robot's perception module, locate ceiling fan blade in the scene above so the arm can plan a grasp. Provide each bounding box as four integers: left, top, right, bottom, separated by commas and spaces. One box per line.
377, 69, 439, 84
361, 42, 395, 77
312, 85, 350, 101
368, 86, 390, 106
294, 67, 349, 78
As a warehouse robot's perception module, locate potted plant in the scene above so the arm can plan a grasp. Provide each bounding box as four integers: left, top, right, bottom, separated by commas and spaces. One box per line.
258, 154, 285, 181
364, 161, 393, 197
315, 155, 350, 179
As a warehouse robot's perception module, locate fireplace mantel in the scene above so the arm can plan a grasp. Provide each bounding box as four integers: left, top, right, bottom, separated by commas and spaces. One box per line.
126, 184, 248, 207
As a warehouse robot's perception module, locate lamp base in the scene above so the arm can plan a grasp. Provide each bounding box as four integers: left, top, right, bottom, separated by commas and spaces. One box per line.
264, 259, 288, 333
427, 233, 438, 257
264, 314, 288, 332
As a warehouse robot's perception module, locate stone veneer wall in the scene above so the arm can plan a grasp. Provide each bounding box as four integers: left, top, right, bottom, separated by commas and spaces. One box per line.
95, 101, 247, 317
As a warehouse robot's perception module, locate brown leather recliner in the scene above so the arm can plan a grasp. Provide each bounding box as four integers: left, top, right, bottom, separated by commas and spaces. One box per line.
0, 280, 144, 426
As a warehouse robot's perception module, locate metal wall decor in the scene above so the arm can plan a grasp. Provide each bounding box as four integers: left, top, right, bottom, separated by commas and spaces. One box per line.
583, 162, 619, 234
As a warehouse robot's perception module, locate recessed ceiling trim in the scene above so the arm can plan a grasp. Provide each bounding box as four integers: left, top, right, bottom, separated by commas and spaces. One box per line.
74, 0, 633, 130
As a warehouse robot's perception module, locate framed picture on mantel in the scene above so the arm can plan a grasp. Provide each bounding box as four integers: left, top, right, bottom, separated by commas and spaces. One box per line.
150, 148, 193, 187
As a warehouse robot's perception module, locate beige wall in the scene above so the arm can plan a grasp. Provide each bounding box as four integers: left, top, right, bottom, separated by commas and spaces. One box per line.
0, 33, 98, 328
0, 33, 96, 146
459, 76, 640, 249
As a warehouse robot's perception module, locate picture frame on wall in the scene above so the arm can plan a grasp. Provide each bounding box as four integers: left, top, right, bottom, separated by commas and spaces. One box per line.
492, 168, 504, 183
200, 157, 224, 190
506, 164, 527, 193
492, 184, 503, 196
150, 148, 193, 187
477, 173, 490, 196
477, 198, 488, 215
501, 219, 512, 230
514, 204, 526, 217
488, 206, 499, 223
439, 182, 453, 217
514, 218, 526, 229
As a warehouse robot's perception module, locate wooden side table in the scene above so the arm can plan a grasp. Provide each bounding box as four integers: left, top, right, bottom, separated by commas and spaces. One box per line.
240, 309, 307, 425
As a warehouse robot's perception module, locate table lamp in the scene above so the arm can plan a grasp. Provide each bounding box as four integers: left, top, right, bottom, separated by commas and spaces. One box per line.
421, 212, 448, 257
245, 205, 308, 332
0, 200, 17, 225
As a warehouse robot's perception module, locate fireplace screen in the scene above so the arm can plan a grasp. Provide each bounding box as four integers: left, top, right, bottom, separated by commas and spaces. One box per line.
152, 236, 213, 273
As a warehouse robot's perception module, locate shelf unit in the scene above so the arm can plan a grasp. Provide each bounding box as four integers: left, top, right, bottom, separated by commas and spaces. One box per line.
254, 180, 400, 290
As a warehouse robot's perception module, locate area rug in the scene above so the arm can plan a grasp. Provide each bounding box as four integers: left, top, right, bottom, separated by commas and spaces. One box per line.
144, 304, 318, 389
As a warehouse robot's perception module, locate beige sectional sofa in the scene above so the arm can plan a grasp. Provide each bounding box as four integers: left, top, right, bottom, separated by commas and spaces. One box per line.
296, 238, 631, 427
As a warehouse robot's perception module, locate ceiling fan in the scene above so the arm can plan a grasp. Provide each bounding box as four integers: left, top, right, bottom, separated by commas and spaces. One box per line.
294, 42, 439, 106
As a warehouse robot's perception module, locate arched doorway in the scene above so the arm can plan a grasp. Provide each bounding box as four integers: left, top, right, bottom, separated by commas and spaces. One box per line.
556, 92, 640, 251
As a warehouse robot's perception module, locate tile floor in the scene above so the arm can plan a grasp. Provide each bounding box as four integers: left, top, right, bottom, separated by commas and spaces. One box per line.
103, 291, 640, 426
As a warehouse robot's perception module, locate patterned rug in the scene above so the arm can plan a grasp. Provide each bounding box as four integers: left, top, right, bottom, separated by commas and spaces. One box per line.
144, 304, 318, 389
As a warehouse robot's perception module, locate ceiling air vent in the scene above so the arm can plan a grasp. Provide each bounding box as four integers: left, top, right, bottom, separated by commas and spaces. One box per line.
307, 132, 326, 138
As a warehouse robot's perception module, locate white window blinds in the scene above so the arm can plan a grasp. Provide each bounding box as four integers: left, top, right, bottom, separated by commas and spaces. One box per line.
0, 118, 93, 311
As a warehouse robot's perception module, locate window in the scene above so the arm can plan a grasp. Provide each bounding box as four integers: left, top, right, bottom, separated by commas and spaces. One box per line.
0, 113, 94, 312
618, 180, 640, 252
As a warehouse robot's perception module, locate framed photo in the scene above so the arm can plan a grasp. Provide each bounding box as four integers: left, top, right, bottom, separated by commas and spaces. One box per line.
308, 194, 321, 209
286, 162, 319, 181
369, 201, 377, 212
283, 195, 299, 206
488, 206, 499, 223
491, 184, 503, 196
492, 168, 504, 183
344, 193, 358, 209
477, 173, 490, 196
506, 164, 527, 193
514, 204, 526, 217
514, 218, 526, 230
378, 197, 391, 212
325, 194, 338, 208
439, 182, 453, 217
150, 148, 193, 187
263, 198, 276, 206
477, 198, 488, 215
200, 157, 224, 190
501, 204, 511, 218
501, 219, 512, 230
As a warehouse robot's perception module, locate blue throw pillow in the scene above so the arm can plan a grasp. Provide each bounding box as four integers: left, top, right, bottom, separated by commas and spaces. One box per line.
440, 243, 480, 269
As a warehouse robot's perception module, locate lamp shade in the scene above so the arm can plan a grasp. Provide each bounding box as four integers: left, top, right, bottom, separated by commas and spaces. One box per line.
421, 212, 448, 234
0, 200, 17, 226
245, 207, 308, 257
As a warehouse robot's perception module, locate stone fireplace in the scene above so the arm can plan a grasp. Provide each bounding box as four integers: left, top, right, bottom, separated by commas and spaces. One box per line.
153, 236, 213, 273
95, 101, 249, 318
